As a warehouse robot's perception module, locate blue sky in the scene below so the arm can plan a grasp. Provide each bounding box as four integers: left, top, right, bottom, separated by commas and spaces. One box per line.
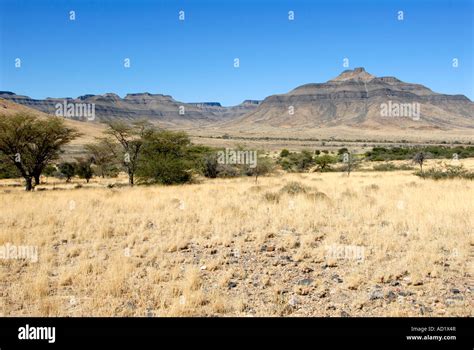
0, 0, 472, 106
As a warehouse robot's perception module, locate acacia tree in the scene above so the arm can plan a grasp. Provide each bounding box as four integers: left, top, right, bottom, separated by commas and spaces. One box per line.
315, 154, 336, 172
0, 113, 80, 190
85, 138, 119, 178
75, 158, 94, 183
136, 129, 193, 185
105, 120, 152, 186
58, 162, 76, 182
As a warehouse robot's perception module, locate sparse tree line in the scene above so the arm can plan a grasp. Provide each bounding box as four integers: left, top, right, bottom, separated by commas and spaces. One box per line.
0, 113, 275, 190
1, 113, 473, 191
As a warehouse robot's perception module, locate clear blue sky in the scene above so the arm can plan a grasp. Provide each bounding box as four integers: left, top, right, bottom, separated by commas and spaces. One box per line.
0, 0, 472, 106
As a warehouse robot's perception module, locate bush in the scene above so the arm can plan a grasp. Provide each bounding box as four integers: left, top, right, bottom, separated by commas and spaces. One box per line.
58, 162, 76, 182
216, 164, 241, 178
365, 145, 474, 161
277, 150, 314, 172
337, 148, 349, 155
314, 155, 337, 172
415, 164, 474, 180
280, 149, 290, 158
245, 156, 275, 179
76, 159, 93, 183
136, 130, 194, 185
280, 181, 310, 195
373, 163, 397, 171
263, 192, 280, 203
203, 153, 219, 178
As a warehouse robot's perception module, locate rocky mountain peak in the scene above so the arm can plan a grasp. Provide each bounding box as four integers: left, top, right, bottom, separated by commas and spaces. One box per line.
330, 67, 375, 82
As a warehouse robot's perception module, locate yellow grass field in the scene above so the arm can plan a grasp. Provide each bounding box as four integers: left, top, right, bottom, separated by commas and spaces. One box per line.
0, 164, 472, 317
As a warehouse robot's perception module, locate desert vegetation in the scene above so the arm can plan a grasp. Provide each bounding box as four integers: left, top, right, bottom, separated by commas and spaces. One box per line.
0, 113, 473, 317
0, 171, 472, 316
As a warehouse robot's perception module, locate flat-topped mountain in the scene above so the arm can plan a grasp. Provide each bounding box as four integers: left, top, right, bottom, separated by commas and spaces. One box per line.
1, 68, 472, 134
228, 68, 473, 130
0, 91, 261, 125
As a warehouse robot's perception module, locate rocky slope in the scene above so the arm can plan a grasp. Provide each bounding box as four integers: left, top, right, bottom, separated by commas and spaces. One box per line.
0, 91, 260, 126
227, 68, 474, 131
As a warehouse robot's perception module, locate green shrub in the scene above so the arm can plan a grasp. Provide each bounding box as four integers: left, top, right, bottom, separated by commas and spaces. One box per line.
415, 164, 474, 180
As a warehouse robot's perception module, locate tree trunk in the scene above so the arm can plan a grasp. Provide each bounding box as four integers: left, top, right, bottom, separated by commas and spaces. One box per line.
129, 172, 134, 186
34, 173, 41, 186
25, 177, 33, 191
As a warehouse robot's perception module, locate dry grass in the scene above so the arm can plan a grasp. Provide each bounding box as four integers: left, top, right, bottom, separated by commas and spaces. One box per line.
0, 166, 472, 317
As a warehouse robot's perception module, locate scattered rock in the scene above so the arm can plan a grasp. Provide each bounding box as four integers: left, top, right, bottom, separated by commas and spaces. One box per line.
386, 291, 397, 302
210, 249, 217, 255
126, 301, 136, 310
419, 305, 432, 315
450, 288, 461, 294
288, 295, 299, 307
200, 265, 207, 271
390, 280, 400, 287
297, 278, 314, 286
398, 290, 414, 297
369, 289, 384, 300
228, 281, 237, 289
260, 245, 275, 252
146, 221, 155, 229
340, 311, 350, 317
331, 274, 343, 283
293, 286, 310, 296
318, 289, 329, 298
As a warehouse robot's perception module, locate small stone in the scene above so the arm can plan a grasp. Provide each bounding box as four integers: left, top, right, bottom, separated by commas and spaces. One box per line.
293, 286, 310, 295
331, 274, 343, 283
386, 291, 397, 301
398, 290, 413, 297
288, 295, 299, 307
210, 249, 218, 255
340, 311, 350, 317
450, 288, 461, 294
318, 289, 329, 298
228, 281, 237, 289
369, 289, 384, 300
126, 301, 136, 310
297, 278, 314, 286
200, 265, 207, 271
390, 280, 400, 286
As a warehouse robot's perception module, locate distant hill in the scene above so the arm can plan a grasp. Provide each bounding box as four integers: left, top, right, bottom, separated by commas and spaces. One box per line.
225, 67, 474, 131
1, 68, 472, 143
0, 92, 260, 126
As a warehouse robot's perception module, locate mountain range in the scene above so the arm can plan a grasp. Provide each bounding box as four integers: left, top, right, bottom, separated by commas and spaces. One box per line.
1, 68, 473, 136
